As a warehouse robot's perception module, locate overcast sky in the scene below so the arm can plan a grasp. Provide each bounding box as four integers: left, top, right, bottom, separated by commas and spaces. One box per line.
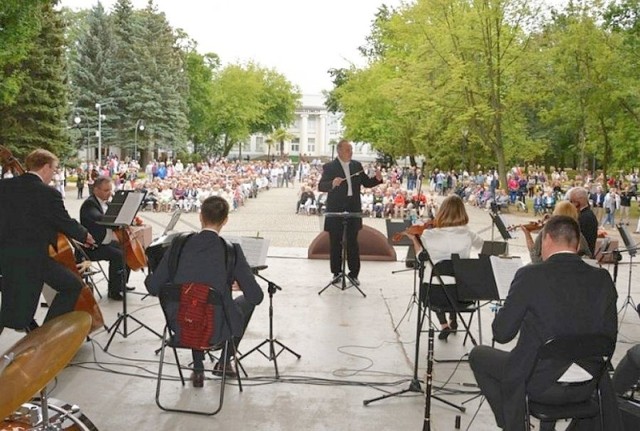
59, 0, 405, 95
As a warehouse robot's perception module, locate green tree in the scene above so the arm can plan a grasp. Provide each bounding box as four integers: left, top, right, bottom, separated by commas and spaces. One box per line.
0, 0, 72, 158
0, 0, 47, 106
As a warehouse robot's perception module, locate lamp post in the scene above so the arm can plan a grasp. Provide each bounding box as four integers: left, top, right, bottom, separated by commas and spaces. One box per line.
95, 103, 104, 167
74, 114, 90, 166
134, 119, 145, 161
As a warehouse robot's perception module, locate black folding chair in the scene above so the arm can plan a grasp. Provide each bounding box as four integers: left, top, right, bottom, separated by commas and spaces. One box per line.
525, 334, 616, 430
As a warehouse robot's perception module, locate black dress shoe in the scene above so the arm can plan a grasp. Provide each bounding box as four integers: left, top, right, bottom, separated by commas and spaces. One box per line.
438, 327, 452, 340
212, 360, 237, 378
348, 273, 360, 285
125, 285, 135, 291
108, 291, 123, 301
190, 371, 204, 388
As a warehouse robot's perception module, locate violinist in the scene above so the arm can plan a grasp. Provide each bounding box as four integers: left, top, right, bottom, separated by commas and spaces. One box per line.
400, 195, 484, 340
0, 149, 95, 330
520, 201, 592, 264
80, 176, 131, 300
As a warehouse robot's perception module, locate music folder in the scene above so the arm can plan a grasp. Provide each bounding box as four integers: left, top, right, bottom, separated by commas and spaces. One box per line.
98, 190, 146, 227
224, 235, 270, 269
452, 254, 523, 301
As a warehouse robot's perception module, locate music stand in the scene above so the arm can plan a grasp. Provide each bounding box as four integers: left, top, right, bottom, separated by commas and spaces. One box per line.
98, 190, 162, 352
489, 212, 513, 255
318, 212, 366, 297
238, 267, 301, 379
616, 224, 638, 319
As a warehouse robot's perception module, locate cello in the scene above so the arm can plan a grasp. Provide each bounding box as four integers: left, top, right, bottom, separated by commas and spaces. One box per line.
0, 146, 105, 333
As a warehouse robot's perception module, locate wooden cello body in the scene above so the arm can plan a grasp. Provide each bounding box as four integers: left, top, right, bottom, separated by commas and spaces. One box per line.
0, 146, 104, 333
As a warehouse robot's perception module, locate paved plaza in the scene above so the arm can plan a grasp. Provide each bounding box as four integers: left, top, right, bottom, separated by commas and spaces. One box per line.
1, 183, 639, 430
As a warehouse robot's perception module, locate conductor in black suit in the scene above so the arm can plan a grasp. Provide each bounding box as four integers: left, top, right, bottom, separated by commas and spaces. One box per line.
145, 196, 263, 387
318, 140, 383, 282
469, 215, 621, 431
0, 149, 95, 329
80, 176, 129, 300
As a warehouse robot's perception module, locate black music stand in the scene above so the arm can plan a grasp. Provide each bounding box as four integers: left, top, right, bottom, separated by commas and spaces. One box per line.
318, 211, 366, 297
98, 190, 161, 352
616, 224, 639, 319
363, 250, 465, 416
238, 267, 301, 379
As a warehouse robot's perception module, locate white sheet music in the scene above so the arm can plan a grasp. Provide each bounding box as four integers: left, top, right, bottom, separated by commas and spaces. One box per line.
114, 191, 145, 225
489, 256, 523, 300
224, 236, 270, 268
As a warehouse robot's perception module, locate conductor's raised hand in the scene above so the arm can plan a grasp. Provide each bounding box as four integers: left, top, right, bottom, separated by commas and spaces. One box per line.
332, 177, 345, 188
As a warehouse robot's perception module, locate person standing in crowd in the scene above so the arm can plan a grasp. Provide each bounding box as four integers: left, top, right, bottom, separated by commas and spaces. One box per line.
145, 196, 263, 387
76, 167, 86, 199
318, 139, 383, 283
566, 187, 598, 256
401, 195, 484, 340
0, 149, 95, 330
469, 216, 620, 431
80, 176, 130, 300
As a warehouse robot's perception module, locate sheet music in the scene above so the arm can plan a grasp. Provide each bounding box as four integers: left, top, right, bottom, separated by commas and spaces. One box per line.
489, 256, 523, 299
224, 236, 270, 268
114, 191, 145, 225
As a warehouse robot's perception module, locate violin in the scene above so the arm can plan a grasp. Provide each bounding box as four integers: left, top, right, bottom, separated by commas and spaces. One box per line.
392, 220, 435, 242
506, 215, 550, 233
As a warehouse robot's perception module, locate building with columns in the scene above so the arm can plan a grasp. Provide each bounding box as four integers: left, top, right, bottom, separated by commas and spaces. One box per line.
237, 94, 376, 160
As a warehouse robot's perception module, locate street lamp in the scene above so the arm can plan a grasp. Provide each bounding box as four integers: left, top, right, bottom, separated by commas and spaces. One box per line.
73, 114, 90, 165
134, 119, 145, 161
95, 103, 106, 167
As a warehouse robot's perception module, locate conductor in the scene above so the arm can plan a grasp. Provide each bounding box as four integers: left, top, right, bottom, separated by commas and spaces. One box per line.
318, 140, 383, 283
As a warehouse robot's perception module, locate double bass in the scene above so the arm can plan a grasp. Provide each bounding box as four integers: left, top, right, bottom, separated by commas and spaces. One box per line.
0, 146, 104, 333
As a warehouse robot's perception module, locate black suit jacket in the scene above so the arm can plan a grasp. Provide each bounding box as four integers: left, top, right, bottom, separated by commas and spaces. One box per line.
80, 195, 108, 243
0, 173, 88, 327
317, 158, 382, 231
145, 230, 264, 344
492, 253, 618, 430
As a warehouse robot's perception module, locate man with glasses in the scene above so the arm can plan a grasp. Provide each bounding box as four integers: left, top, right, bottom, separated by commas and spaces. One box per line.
80, 176, 131, 300
566, 186, 598, 256
0, 149, 95, 330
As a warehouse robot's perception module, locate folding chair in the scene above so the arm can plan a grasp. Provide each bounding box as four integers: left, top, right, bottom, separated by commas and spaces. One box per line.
422, 259, 479, 360
525, 334, 616, 430
155, 286, 243, 416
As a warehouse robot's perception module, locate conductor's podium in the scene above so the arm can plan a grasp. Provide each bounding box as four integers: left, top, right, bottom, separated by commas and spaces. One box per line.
307, 225, 397, 261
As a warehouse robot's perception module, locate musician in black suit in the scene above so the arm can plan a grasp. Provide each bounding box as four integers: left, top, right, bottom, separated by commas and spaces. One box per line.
469, 215, 621, 431
567, 187, 599, 256
317, 140, 383, 281
0, 149, 95, 329
80, 176, 129, 300
145, 196, 263, 387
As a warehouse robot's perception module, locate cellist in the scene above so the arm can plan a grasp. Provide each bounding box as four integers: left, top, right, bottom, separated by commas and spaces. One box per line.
80, 176, 132, 300
0, 149, 96, 330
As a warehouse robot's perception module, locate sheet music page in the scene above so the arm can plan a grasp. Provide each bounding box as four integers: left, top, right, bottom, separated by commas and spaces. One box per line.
489, 256, 523, 299
114, 192, 145, 225
225, 236, 270, 268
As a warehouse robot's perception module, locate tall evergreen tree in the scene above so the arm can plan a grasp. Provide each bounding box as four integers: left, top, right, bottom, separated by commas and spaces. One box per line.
0, 0, 72, 159
69, 1, 118, 157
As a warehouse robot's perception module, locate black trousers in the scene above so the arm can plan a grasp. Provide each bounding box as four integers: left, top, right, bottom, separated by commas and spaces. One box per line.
192, 295, 255, 371
42, 257, 83, 323
85, 241, 129, 294
328, 220, 360, 278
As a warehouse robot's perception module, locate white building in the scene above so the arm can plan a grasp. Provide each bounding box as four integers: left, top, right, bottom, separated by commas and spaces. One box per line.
235, 94, 377, 160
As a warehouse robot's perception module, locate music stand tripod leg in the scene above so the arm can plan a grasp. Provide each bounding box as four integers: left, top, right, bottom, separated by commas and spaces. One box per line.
239, 274, 301, 379
103, 227, 161, 352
